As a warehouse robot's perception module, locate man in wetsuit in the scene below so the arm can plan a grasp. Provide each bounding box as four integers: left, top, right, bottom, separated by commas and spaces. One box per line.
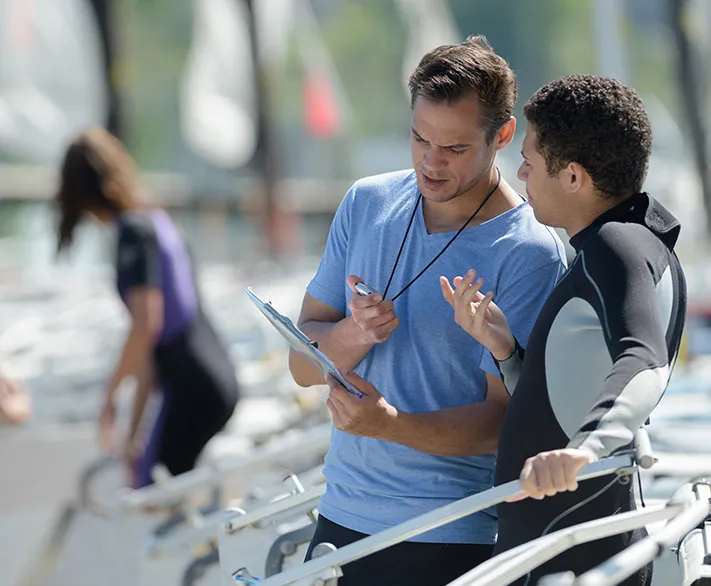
437, 74, 687, 585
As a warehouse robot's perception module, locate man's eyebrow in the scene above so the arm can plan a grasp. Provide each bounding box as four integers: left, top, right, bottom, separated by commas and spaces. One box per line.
411, 127, 470, 149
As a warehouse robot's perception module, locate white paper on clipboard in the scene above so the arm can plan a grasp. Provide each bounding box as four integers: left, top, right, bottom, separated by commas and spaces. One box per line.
243, 288, 363, 397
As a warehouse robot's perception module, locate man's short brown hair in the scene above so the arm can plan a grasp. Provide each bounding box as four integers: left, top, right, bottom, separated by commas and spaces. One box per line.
408, 35, 517, 142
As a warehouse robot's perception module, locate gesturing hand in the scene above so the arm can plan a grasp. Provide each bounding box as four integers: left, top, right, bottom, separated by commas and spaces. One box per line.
347, 274, 399, 344
440, 269, 515, 361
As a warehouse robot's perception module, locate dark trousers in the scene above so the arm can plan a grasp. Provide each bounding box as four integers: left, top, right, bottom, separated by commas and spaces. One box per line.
305, 515, 494, 586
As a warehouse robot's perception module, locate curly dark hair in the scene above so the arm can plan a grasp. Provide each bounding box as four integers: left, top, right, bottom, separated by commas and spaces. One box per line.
56, 127, 139, 252
408, 35, 517, 142
523, 75, 652, 198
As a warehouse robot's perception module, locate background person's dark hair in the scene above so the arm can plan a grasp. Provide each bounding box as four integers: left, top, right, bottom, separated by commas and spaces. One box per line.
408, 34, 517, 143
56, 127, 139, 252
523, 74, 653, 198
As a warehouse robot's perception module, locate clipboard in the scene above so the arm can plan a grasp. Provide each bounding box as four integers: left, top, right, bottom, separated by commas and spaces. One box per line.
243, 288, 364, 398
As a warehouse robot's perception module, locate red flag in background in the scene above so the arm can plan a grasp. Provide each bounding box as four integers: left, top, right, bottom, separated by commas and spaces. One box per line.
303, 70, 341, 139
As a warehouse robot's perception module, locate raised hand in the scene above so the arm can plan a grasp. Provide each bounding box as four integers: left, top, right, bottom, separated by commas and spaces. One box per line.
440, 269, 515, 360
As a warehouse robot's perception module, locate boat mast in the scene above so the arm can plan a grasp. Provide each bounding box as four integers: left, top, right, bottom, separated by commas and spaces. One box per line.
244, 0, 288, 261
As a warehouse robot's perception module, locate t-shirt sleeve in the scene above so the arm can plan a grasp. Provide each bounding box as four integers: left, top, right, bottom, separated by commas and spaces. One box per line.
479, 256, 565, 379
117, 221, 162, 291
305, 183, 356, 313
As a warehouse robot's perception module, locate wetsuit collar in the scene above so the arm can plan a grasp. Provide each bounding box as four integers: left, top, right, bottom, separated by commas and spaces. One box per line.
569, 192, 681, 253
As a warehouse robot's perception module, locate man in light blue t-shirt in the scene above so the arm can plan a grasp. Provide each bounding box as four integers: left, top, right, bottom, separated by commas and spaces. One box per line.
289, 35, 566, 586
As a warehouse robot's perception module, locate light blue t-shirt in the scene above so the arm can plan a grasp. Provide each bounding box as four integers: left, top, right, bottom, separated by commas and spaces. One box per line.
308, 169, 566, 544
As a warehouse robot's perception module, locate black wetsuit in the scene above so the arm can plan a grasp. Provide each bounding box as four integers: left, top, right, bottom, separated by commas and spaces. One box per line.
493, 193, 686, 585
116, 209, 239, 487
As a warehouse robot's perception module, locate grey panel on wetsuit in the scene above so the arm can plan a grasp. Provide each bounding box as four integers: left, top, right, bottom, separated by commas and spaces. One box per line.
545, 262, 675, 445
655, 265, 674, 344
544, 296, 613, 440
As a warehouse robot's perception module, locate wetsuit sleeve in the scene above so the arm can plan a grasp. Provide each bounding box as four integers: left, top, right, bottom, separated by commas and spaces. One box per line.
567, 230, 672, 459
117, 221, 162, 291
493, 337, 525, 395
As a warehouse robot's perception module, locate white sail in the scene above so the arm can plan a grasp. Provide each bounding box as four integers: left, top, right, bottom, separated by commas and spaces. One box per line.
179, 0, 296, 169
0, 0, 108, 164
254, 0, 295, 73
394, 0, 461, 99
179, 0, 257, 170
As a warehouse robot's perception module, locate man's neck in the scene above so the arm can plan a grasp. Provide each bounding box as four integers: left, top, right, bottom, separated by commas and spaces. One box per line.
422, 167, 507, 233
565, 193, 633, 238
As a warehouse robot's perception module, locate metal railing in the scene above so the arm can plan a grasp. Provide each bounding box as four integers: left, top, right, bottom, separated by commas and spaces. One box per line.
148, 477, 324, 557
50, 423, 331, 586
227, 430, 654, 586
80, 423, 330, 516
68, 424, 711, 586
538, 480, 711, 586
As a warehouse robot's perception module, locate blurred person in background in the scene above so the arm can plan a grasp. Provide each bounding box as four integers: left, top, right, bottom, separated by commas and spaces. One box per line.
0, 362, 31, 425
289, 36, 566, 586
55, 127, 239, 488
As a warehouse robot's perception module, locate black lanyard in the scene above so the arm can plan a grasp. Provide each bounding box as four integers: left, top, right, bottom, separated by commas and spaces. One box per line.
382, 167, 501, 301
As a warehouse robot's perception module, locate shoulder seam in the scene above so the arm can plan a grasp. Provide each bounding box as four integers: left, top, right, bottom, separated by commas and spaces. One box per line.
579, 250, 612, 339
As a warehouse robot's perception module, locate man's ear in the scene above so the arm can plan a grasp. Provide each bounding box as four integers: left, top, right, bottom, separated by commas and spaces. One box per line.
494, 117, 516, 151
564, 161, 589, 193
